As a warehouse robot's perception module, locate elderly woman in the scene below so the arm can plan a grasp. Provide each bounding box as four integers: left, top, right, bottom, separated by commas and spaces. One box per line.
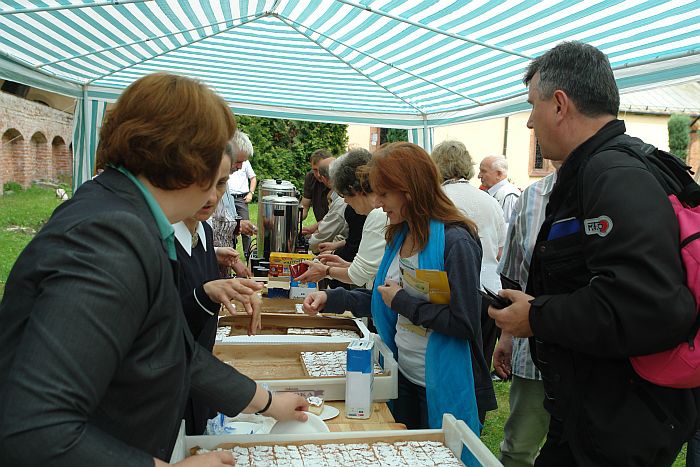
432, 140, 507, 374
0, 73, 307, 467
303, 142, 495, 435
297, 148, 387, 288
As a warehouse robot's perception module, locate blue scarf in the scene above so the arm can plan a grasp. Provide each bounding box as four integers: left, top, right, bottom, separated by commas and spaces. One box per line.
371, 220, 481, 464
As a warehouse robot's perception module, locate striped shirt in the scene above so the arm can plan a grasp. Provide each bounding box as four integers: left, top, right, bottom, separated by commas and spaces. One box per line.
497, 171, 557, 380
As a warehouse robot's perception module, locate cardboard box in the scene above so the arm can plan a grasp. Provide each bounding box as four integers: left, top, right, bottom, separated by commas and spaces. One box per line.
289, 279, 317, 299
269, 252, 314, 277
345, 339, 374, 419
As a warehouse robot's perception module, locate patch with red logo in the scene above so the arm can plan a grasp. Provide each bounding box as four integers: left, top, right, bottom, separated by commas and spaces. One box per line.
584, 215, 613, 237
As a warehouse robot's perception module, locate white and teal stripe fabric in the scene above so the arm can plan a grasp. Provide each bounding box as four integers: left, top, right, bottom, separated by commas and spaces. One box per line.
71, 97, 107, 193
408, 127, 434, 154
1, 0, 698, 187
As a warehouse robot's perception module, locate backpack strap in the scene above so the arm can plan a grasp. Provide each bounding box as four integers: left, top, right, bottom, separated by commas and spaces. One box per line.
609, 143, 700, 207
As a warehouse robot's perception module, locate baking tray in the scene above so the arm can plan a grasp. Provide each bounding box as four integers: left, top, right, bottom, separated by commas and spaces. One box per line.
216, 314, 371, 344
170, 414, 501, 466
212, 335, 398, 401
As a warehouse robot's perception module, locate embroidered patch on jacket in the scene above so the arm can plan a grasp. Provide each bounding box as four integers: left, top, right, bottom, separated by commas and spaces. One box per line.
584, 216, 613, 237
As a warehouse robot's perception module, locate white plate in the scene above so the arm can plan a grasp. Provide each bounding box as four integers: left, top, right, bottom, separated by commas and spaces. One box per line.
318, 404, 340, 421
222, 422, 262, 435
269, 412, 330, 434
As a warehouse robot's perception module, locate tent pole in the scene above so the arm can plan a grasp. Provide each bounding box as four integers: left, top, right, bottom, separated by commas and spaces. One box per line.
82, 86, 91, 183
0, 0, 152, 16
335, 0, 532, 59
422, 116, 430, 152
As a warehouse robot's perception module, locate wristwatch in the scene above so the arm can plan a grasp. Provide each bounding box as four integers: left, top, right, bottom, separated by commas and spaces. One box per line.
325, 265, 332, 279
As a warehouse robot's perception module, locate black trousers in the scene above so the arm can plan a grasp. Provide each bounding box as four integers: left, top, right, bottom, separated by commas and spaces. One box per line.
534, 418, 577, 466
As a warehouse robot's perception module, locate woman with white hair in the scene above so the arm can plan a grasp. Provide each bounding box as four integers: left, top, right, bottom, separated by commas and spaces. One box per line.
432, 140, 507, 373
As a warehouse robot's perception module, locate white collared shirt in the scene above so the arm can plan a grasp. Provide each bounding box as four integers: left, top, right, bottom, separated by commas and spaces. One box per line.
487, 179, 520, 228
172, 221, 208, 256
172, 221, 216, 316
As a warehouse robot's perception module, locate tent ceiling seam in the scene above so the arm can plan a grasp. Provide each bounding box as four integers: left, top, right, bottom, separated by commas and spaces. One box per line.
34, 13, 264, 69
335, 0, 533, 60
275, 13, 426, 117
282, 17, 483, 106
0, 0, 152, 16
85, 12, 268, 85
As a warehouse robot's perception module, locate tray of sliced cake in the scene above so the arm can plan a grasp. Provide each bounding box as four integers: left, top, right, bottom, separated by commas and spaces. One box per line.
170, 414, 502, 466
216, 313, 371, 344
212, 335, 397, 401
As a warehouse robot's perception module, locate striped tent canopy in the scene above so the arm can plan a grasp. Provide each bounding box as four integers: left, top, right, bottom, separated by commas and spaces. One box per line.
0, 0, 699, 187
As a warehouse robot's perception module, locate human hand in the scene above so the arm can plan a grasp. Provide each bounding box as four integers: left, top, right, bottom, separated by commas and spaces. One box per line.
215, 247, 240, 268
296, 260, 326, 283
302, 291, 328, 315
246, 291, 262, 336
318, 241, 341, 253
265, 392, 309, 422
301, 223, 318, 236
378, 280, 402, 308
232, 260, 252, 279
488, 290, 534, 338
203, 278, 263, 316
492, 332, 513, 379
244, 193, 253, 203
318, 253, 350, 268
161, 450, 234, 466
240, 220, 256, 236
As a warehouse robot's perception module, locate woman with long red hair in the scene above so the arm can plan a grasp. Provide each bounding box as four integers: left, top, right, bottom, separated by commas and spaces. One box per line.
303, 142, 495, 437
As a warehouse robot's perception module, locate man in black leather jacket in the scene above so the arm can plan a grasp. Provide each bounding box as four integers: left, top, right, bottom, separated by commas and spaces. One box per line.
489, 41, 698, 466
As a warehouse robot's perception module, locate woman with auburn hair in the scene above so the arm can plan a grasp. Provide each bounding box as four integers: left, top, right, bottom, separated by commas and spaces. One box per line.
0, 73, 307, 467
303, 142, 495, 435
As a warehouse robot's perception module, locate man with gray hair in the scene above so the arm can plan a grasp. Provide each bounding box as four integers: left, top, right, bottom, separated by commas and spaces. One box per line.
479, 155, 520, 229
488, 41, 697, 465
227, 130, 257, 256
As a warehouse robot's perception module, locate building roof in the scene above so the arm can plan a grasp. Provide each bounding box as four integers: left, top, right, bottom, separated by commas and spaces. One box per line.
620, 81, 700, 116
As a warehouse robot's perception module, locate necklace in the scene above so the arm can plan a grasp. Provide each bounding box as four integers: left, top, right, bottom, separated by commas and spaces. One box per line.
191, 231, 199, 249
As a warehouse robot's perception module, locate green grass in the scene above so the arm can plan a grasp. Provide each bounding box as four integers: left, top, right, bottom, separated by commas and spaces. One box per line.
482, 380, 687, 465
0, 189, 691, 464
0, 187, 63, 295
482, 380, 511, 455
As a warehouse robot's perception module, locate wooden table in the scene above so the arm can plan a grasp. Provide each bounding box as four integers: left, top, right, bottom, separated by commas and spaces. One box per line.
324, 402, 405, 432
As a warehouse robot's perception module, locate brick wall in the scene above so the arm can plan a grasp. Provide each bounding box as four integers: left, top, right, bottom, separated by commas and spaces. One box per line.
0, 91, 73, 189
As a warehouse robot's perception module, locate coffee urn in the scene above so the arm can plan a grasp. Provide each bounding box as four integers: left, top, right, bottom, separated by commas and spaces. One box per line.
257, 179, 297, 259
260, 193, 301, 260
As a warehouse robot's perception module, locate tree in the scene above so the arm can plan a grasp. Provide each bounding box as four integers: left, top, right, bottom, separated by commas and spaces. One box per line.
668, 114, 691, 161
379, 128, 408, 145
236, 116, 348, 197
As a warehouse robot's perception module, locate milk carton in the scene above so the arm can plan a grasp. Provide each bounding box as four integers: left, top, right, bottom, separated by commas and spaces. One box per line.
345, 338, 373, 419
